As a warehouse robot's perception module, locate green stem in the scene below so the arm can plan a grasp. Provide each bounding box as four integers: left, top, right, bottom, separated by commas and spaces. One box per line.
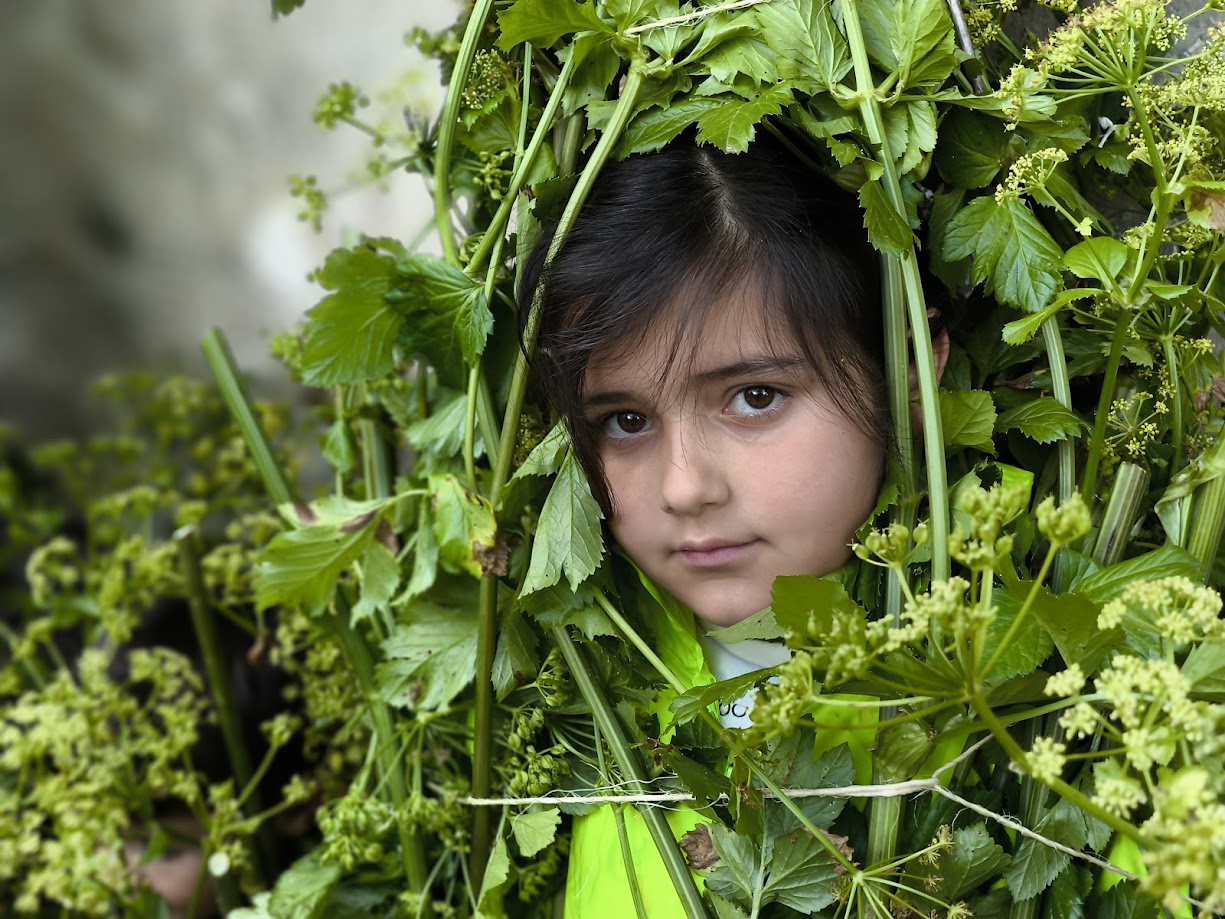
1092, 462, 1149, 567
553, 626, 711, 919
1041, 318, 1075, 591
471, 70, 647, 877
1162, 333, 1185, 475
175, 527, 274, 884
842, 0, 948, 580
1080, 319, 1130, 503
1124, 89, 1172, 299
968, 694, 1151, 845
433, 0, 498, 266
1187, 472, 1225, 580
360, 396, 394, 502
329, 595, 431, 907
201, 329, 293, 508
598, 731, 650, 919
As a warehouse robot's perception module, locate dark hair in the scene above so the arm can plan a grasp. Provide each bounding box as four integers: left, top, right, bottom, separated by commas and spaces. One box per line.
521, 137, 888, 516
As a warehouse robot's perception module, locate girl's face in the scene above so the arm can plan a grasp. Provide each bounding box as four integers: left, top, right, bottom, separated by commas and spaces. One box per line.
582, 296, 884, 627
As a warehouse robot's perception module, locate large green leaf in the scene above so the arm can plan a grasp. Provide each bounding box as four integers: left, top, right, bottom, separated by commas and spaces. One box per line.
385, 255, 493, 387
860, 179, 914, 256
430, 474, 498, 579
755, 0, 851, 92
379, 599, 478, 711
255, 514, 379, 615
1074, 545, 1200, 604
510, 807, 560, 858
995, 397, 1088, 444
521, 447, 605, 593
619, 98, 723, 156
696, 85, 792, 154
1182, 641, 1225, 700
1028, 586, 1121, 675
940, 389, 997, 452
301, 241, 405, 386
267, 851, 342, 919
935, 108, 1011, 188
924, 823, 1011, 901
944, 196, 1064, 314
496, 0, 610, 51
1003, 797, 1087, 901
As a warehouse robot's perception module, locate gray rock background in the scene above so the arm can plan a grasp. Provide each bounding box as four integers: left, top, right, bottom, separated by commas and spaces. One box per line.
0, 0, 459, 439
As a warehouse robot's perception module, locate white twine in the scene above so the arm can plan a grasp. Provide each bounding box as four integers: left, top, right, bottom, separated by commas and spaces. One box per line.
624, 0, 775, 35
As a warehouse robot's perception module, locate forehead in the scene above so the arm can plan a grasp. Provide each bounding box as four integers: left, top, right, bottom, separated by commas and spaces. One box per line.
583, 291, 803, 395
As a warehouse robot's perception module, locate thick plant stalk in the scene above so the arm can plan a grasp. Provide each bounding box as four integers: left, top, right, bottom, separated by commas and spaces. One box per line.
470, 61, 648, 885
1081, 320, 1130, 503
202, 329, 293, 508
1041, 319, 1076, 591
553, 625, 712, 919
1188, 473, 1225, 578
841, 0, 949, 581
433, 0, 498, 266
1093, 462, 1149, 567
203, 330, 430, 906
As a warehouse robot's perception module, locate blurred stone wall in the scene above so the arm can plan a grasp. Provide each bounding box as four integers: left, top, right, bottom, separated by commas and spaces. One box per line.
0, 0, 458, 439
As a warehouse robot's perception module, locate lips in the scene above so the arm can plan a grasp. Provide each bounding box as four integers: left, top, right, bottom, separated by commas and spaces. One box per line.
677, 539, 760, 568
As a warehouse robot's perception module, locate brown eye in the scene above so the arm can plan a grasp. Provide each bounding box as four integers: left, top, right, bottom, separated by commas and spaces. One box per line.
742, 386, 777, 410
606, 411, 648, 437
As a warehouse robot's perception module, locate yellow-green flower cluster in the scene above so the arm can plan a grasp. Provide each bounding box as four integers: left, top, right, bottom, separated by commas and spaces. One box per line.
1097, 576, 1224, 645
950, 483, 1027, 570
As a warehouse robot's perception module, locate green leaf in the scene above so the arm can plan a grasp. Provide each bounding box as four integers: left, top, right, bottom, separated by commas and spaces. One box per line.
379, 599, 478, 710
404, 500, 439, 599
516, 582, 615, 638
1155, 433, 1225, 546
860, 179, 914, 256
1063, 237, 1129, 284
406, 394, 484, 467
874, 720, 932, 782
707, 607, 784, 643
1090, 880, 1160, 918
492, 609, 539, 700
521, 448, 604, 593
496, 0, 610, 51
272, 0, 307, 16
1029, 586, 1121, 675
1181, 641, 1225, 700
766, 736, 855, 835
350, 541, 400, 625
1050, 864, 1090, 919
1074, 545, 1201, 605
255, 515, 378, 615
770, 575, 863, 643
507, 423, 571, 481
755, 0, 852, 91
995, 397, 1088, 444
430, 474, 498, 579
301, 241, 405, 386
944, 196, 1064, 314
695, 85, 792, 154
706, 824, 764, 908
982, 588, 1054, 682
386, 255, 493, 387
618, 98, 723, 156
935, 108, 1011, 188
268, 851, 342, 919
933, 824, 1011, 900
476, 834, 512, 919
940, 389, 997, 453
760, 831, 840, 913
1004, 797, 1087, 901
511, 808, 561, 857
1001, 288, 1100, 345
320, 419, 357, 474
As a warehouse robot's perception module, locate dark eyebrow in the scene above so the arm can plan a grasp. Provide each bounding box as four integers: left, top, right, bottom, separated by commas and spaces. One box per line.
583, 356, 807, 410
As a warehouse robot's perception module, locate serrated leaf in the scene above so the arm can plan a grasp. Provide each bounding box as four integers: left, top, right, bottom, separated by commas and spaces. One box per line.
771, 575, 863, 641
510, 808, 561, 857
618, 98, 723, 156
935, 108, 1011, 188
766, 736, 855, 835
492, 609, 538, 700
1063, 237, 1129, 284
476, 835, 511, 919
760, 832, 840, 913
1029, 586, 1120, 675
319, 419, 357, 474
707, 607, 784, 643
301, 242, 405, 386
1001, 288, 1100, 345
507, 423, 571, 481
404, 500, 439, 599
1074, 545, 1201, 605
695, 85, 791, 154
516, 582, 615, 638
350, 541, 400, 625
706, 824, 765, 907
940, 389, 997, 453
255, 516, 378, 615
1050, 864, 1090, 919
1004, 797, 1087, 901
379, 600, 478, 711
406, 394, 483, 467
268, 851, 341, 919
386, 255, 493, 387
944, 196, 1064, 314
995, 397, 1088, 444
755, 0, 851, 91
430, 474, 497, 579
521, 448, 604, 593
495, 0, 610, 51
935, 824, 1011, 900
982, 588, 1054, 682
860, 179, 913, 256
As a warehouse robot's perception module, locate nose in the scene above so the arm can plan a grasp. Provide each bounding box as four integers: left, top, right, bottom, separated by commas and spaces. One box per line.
658, 422, 729, 516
